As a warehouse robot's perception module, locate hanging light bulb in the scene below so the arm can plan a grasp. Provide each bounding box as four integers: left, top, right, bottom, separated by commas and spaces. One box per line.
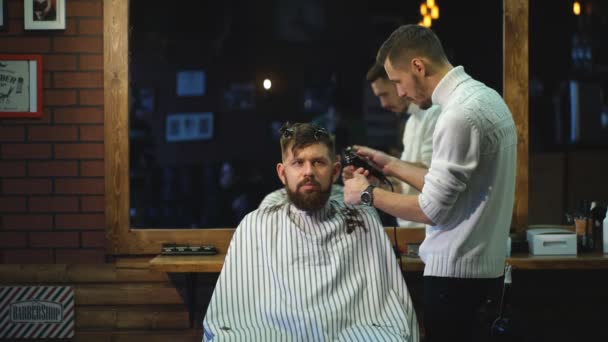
263, 79, 272, 90
431, 6, 439, 19
573, 1, 581, 15
420, 4, 428, 16
426, 0, 435, 8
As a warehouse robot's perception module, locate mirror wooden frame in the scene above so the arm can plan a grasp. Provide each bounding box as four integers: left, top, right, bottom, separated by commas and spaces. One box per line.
104, 0, 528, 254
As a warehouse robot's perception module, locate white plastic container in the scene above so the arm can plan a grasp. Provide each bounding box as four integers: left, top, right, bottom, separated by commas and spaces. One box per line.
527, 228, 577, 256
603, 213, 608, 254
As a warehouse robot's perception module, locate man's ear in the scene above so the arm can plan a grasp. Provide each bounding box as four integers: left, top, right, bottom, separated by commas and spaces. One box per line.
332, 160, 342, 183
276, 163, 287, 185
411, 58, 426, 75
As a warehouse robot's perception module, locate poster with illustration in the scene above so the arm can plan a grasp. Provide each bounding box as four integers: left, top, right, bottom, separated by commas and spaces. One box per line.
0, 60, 30, 112
0, 55, 43, 118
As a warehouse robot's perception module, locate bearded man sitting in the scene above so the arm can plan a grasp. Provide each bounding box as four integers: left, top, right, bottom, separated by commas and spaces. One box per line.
202, 122, 419, 342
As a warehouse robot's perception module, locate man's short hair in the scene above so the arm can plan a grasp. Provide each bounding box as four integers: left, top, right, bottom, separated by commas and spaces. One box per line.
366, 62, 388, 83
376, 24, 448, 70
279, 122, 335, 160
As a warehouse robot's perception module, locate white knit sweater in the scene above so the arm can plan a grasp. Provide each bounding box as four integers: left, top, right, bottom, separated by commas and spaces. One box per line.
418, 66, 517, 278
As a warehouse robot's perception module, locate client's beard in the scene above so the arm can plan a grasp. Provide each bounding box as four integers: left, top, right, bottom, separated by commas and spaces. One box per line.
286, 177, 331, 212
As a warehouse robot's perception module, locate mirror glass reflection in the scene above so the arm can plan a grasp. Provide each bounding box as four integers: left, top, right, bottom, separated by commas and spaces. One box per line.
128, 0, 503, 228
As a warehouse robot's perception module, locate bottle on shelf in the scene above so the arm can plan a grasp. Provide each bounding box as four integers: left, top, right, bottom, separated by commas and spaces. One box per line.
602, 203, 608, 254
574, 200, 588, 252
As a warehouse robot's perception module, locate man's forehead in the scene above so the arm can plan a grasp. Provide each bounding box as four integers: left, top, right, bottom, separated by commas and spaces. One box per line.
372, 78, 394, 92
383, 58, 393, 70
384, 58, 407, 75
284, 143, 331, 160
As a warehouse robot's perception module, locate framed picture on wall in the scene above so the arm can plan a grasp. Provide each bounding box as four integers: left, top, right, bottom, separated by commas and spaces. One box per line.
24, 0, 66, 30
166, 112, 214, 142
0, 54, 44, 118
0, 0, 8, 31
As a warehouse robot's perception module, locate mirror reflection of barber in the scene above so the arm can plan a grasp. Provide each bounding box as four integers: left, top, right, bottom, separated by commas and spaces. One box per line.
364, 62, 441, 228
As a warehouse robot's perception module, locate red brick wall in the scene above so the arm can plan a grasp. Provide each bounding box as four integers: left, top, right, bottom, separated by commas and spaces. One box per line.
0, 0, 105, 264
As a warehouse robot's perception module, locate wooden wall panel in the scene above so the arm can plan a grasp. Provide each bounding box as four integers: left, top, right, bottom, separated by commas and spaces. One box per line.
73, 331, 201, 342
76, 306, 189, 329
504, 0, 529, 233
0, 262, 197, 340
0, 264, 168, 283
3, 262, 608, 339
75, 284, 184, 305
104, 0, 130, 254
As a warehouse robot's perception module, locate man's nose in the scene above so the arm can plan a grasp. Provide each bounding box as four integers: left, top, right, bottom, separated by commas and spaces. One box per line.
397, 86, 407, 98
302, 162, 315, 175
380, 98, 388, 107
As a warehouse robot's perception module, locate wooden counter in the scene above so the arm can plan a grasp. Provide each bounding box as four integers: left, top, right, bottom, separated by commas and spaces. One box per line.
507, 251, 608, 270
150, 254, 228, 273
149, 227, 427, 273
149, 254, 425, 273
149, 252, 608, 273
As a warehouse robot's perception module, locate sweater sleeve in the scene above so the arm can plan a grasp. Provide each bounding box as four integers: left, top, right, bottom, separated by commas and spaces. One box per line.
419, 110, 480, 225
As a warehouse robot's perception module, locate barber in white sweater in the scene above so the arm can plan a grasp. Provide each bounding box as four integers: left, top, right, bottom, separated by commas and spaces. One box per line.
343, 25, 517, 342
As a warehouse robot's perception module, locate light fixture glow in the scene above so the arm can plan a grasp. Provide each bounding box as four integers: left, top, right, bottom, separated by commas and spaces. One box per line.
420, 4, 428, 16
431, 6, 439, 19
426, 0, 435, 8
263, 79, 272, 90
423, 15, 432, 28
573, 1, 581, 15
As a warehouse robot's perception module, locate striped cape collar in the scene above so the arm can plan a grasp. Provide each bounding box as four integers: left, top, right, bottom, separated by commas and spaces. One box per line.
287, 199, 335, 222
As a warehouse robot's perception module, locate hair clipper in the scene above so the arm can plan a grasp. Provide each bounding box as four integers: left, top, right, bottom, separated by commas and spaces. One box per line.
341, 146, 387, 181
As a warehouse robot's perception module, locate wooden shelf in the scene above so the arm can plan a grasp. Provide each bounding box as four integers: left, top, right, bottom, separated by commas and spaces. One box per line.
507, 252, 608, 270
149, 252, 608, 273
150, 254, 227, 273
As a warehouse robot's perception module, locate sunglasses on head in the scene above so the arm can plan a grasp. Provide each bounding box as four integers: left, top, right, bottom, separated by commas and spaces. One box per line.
279, 123, 329, 140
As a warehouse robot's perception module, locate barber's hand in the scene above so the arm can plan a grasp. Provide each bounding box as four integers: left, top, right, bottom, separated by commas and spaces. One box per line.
343, 168, 370, 205
342, 165, 355, 181
343, 165, 383, 189
353, 145, 397, 175
342, 164, 370, 180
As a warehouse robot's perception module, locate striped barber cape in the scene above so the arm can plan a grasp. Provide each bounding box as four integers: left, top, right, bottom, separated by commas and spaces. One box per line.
203, 200, 419, 341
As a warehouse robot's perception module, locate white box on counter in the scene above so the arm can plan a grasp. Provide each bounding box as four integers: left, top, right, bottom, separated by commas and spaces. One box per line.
526, 227, 577, 256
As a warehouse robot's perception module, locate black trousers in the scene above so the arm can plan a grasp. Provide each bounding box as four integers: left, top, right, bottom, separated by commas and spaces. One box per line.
423, 276, 502, 342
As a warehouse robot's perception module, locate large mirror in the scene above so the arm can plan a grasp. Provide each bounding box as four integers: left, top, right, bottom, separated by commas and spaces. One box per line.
126, 0, 504, 229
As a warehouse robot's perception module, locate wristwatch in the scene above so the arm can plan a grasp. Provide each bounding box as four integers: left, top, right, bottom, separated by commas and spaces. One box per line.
360, 185, 376, 206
